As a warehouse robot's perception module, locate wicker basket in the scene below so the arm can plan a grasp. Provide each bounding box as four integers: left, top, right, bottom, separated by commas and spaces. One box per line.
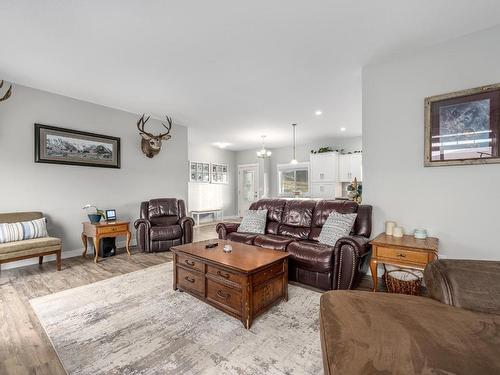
382, 268, 423, 295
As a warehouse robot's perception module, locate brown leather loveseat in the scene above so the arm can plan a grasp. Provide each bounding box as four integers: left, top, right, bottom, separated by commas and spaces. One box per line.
217, 199, 372, 290
134, 198, 194, 252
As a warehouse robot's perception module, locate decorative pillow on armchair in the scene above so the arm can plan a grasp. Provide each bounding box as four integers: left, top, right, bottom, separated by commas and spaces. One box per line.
237, 209, 268, 234
318, 211, 357, 247
0, 217, 48, 244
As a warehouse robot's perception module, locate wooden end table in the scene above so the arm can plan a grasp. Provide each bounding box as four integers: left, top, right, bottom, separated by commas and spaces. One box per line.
369, 233, 438, 291
81, 221, 131, 263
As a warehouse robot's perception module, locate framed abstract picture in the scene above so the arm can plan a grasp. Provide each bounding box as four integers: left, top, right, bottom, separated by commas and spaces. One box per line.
35, 124, 121, 168
424, 83, 500, 167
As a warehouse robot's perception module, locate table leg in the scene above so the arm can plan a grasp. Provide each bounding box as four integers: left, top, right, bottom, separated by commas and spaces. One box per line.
81, 232, 88, 257
126, 230, 131, 256
283, 259, 289, 302
370, 259, 378, 292
94, 236, 100, 263
172, 252, 178, 290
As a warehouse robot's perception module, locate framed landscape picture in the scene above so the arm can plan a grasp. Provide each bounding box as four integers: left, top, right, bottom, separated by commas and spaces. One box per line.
424, 83, 500, 167
35, 124, 121, 168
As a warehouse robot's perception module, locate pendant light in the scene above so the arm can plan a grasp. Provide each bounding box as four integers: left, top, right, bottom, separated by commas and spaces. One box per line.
256, 135, 272, 158
290, 123, 298, 164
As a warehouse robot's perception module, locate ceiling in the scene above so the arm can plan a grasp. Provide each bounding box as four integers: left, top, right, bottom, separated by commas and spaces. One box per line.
2, 1, 500, 150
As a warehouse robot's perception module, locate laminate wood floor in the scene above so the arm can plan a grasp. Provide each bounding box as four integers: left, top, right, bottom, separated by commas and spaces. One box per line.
0, 223, 375, 375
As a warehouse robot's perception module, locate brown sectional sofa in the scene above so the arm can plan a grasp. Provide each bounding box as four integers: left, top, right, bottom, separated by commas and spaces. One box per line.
320, 259, 500, 374
217, 199, 372, 290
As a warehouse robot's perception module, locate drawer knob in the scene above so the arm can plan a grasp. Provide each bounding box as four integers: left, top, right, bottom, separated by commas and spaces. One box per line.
396, 252, 406, 258
184, 276, 195, 283
185, 259, 195, 266
216, 290, 229, 300
217, 270, 230, 279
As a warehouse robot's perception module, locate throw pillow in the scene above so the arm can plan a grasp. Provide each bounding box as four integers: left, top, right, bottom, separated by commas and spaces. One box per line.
0, 217, 48, 244
237, 209, 268, 234
318, 211, 357, 247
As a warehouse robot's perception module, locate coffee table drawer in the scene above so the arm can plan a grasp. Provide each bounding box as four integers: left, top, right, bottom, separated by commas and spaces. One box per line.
177, 254, 204, 272
178, 268, 204, 295
206, 265, 243, 286
377, 246, 429, 264
206, 279, 241, 314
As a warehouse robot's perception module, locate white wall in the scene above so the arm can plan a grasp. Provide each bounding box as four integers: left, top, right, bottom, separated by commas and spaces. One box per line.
236, 136, 362, 198
0, 84, 188, 264
188, 144, 237, 218
363, 25, 500, 260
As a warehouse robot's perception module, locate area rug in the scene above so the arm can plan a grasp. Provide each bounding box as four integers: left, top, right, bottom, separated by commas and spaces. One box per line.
30, 263, 323, 375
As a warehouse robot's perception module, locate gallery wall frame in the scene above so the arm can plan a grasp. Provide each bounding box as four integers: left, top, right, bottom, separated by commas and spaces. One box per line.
34, 124, 121, 168
424, 83, 500, 167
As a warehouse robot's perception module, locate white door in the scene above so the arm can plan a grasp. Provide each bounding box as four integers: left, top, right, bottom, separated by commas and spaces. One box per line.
350, 154, 363, 181
238, 164, 259, 217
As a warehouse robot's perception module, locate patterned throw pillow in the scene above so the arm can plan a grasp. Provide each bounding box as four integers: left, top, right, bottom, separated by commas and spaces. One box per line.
318, 211, 357, 247
237, 209, 268, 234
0, 218, 48, 244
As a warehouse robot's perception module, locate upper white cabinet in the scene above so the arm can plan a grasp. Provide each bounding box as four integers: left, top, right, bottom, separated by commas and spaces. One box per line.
310, 152, 339, 183
339, 153, 362, 182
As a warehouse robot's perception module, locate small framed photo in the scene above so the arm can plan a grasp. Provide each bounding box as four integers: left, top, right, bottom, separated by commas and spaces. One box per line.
105, 209, 117, 221
425, 83, 500, 167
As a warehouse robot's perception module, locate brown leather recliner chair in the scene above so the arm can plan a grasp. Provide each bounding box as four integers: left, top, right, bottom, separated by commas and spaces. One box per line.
134, 198, 194, 252
216, 199, 372, 290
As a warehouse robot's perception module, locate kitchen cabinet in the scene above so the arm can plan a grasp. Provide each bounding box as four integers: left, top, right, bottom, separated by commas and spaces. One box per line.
339, 153, 362, 182
310, 152, 339, 183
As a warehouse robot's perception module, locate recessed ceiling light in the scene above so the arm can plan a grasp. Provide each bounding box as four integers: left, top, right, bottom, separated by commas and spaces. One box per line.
340, 127, 346, 132
315, 110, 323, 116
213, 142, 229, 149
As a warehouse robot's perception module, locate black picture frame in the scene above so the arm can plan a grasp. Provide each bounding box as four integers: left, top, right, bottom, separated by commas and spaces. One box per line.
424, 83, 500, 167
34, 123, 121, 168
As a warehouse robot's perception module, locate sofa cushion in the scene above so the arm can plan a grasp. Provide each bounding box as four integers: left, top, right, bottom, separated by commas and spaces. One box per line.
320, 291, 500, 375
310, 200, 358, 241
0, 217, 48, 244
0, 237, 61, 255
318, 212, 357, 246
237, 209, 267, 234
226, 232, 257, 245
253, 234, 294, 251
150, 225, 182, 241
287, 240, 334, 272
278, 200, 316, 239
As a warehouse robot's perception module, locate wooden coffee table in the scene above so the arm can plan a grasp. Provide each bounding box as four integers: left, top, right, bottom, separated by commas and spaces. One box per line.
171, 239, 289, 329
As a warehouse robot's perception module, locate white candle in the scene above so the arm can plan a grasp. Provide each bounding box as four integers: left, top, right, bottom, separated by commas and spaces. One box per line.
385, 221, 396, 235
393, 226, 404, 238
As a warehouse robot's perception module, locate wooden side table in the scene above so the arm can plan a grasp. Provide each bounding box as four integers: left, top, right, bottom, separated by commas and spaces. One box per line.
81, 221, 131, 263
369, 233, 438, 291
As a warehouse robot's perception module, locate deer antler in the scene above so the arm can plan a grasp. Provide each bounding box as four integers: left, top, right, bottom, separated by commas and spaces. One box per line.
158, 115, 172, 138
136, 114, 154, 137
0, 80, 12, 102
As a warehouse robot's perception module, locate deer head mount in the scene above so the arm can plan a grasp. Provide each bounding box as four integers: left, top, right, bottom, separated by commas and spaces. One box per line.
0, 80, 12, 102
136, 114, 172, 158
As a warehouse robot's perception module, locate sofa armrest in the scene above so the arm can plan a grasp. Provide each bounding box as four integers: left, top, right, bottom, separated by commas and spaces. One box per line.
216, 222, 240, 239
178, 216, 195, 244
134, 218, 151, 253
333, 235, 371, 290
424, 259, 500, 315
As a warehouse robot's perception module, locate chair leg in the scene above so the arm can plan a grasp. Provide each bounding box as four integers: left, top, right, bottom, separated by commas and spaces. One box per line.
56, 251, 62, 271
39, 256, 43, 265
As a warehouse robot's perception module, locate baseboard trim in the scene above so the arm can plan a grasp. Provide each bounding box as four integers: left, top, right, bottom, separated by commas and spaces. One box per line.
0, 239, 137, 271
